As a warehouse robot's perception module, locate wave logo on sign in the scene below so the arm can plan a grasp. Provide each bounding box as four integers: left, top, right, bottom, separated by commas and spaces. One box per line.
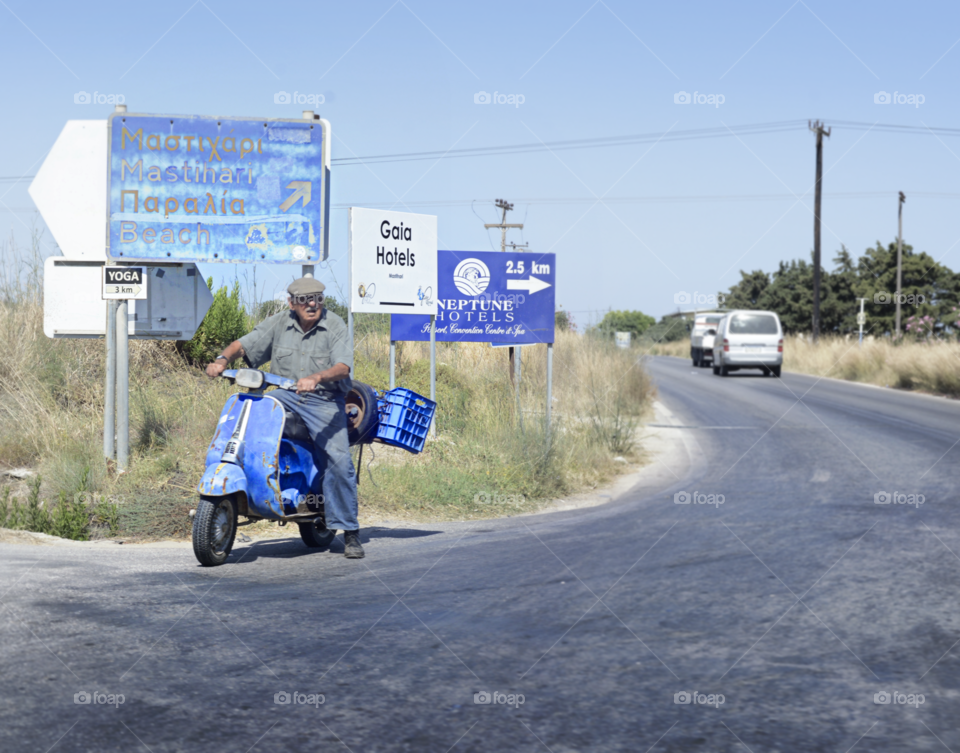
453, 258, 490, 296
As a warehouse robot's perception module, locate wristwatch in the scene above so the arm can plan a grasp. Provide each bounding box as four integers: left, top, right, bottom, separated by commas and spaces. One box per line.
215, 355, 227, 361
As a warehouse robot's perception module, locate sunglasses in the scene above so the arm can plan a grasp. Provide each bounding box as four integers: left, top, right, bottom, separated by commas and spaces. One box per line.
291, 294, 325, 305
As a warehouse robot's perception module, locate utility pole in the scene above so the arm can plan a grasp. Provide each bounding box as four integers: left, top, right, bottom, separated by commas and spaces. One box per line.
809, 120, 830, 342
895, 191, 906, 337
485, 198, 523, 252
484, 199, 524, 386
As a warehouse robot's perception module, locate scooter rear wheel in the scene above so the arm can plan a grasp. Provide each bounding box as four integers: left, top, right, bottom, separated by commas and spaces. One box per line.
192, 495, 238, 566
299, 521, 336, 548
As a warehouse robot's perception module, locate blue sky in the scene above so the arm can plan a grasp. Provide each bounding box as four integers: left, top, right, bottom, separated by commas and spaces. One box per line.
3, 0, 960, 325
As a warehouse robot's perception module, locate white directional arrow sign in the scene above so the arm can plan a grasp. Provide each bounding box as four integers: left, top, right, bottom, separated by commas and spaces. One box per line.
506, 276, 552, 294
45, 258, 212, 339
29, 120, 107, 260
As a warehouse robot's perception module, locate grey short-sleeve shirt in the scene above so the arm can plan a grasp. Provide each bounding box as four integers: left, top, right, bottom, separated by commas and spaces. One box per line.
238, 309, 353, 396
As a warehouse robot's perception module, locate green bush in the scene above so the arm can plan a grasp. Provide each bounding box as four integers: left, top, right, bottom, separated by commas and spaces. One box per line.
0, 471, 120, 541
181, 278, 248, 365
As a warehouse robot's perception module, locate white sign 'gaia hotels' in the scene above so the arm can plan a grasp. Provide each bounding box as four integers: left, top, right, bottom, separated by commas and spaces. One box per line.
348, 208, 438, 315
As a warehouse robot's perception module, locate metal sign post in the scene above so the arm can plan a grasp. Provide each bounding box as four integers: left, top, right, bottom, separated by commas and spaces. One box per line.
389, 341, 396, 389
104, 301, 117, 462
857, 298, 867, 347
116, 300, 130, 469
430, 332, 437, 436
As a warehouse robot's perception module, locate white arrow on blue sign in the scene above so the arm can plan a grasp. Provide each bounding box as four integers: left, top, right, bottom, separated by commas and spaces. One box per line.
390, 250, 556, 344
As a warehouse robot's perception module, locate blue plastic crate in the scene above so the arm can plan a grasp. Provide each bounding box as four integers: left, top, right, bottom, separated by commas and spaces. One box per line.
375, 388, 436, 453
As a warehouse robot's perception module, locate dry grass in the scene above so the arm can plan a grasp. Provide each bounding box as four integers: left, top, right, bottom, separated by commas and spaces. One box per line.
783, 336, 960, 395
0, 235, 655, 536
644, 331, 960, 397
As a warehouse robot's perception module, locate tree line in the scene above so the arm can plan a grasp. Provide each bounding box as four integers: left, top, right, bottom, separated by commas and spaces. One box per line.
588, 238, 960, 343
719, 239, 960, 336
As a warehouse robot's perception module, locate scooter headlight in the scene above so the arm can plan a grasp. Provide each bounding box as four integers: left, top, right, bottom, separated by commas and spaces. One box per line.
234, 369, 265, 389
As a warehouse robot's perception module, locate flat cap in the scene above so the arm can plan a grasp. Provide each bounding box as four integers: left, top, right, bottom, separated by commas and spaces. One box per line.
287, 277, 326, 297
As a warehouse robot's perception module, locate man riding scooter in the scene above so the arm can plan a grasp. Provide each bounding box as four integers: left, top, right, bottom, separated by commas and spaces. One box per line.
205, 277, 364, 559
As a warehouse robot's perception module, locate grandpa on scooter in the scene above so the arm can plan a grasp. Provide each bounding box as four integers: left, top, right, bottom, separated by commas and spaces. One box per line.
205, 277, 364, 559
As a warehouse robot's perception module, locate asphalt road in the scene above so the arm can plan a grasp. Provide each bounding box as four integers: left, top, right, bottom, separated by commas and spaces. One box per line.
2, 356, 959, 752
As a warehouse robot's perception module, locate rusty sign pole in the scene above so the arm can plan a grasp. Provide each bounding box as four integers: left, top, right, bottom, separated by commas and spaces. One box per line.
429, 315, 436, 437
116, 299, 129, 470
103, 300, 117, 462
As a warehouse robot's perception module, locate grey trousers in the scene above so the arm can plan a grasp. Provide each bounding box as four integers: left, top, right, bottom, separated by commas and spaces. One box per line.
272, 390, 359, 531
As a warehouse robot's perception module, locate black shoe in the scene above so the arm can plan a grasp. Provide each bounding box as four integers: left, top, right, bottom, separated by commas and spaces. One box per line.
343, 530, 365, 559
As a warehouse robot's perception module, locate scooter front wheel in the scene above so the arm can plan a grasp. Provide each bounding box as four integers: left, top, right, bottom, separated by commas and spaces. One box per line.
299, 521, 336, 549
193, 496, 238, 566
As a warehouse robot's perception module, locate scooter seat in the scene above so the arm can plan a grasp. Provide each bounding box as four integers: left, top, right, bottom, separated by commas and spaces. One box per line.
282, 410, 312, 442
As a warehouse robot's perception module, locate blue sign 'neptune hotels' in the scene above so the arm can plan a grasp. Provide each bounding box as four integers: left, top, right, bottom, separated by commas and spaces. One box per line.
106, 113, 330, 263
390, 250, 556, 344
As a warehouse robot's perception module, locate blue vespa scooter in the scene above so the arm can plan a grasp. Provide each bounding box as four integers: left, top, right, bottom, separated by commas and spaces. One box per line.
192, 368, 379, 566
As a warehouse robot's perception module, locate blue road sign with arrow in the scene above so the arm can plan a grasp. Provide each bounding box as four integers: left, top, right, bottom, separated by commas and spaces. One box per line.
106, 113, 329, 264
390, 250, 556, 344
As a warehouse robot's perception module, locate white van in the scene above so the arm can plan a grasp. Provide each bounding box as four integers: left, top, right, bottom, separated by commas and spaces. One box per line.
690, 313, 723, 367
711, 310, 783, 377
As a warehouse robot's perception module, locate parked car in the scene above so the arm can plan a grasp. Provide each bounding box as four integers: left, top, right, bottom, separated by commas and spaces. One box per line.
690, 313, 723, 367
711, 310, 783, 377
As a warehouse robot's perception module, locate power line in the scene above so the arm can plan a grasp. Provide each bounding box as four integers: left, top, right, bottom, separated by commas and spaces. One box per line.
330, 120, 808, 165
3, 119, 960, 182
326, 120, 960, 166
331, 191, 960, 209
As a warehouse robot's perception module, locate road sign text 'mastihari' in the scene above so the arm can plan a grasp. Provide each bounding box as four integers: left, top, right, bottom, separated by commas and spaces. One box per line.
107, 113, 330, 264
